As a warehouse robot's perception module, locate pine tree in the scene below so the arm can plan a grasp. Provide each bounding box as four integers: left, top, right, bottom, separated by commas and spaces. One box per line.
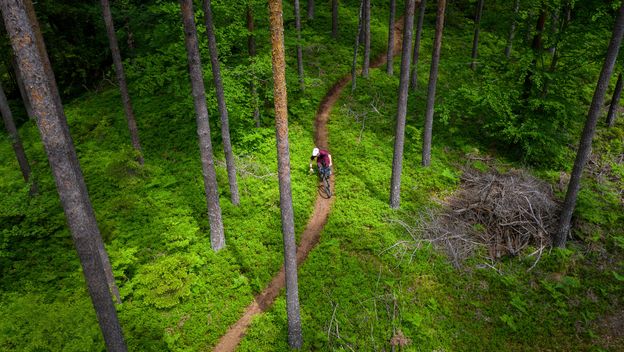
362, 0, 371, 78
203, 0, 240, 205
0, 80, 32, 185
422, 0, 446, 167
0, 1, 127, 349
505, 0, 520, 58
607, 72, 623, 127
332, 0, 339, 38
386, 0, 396, 75
179, 0, 225, 251
390, 0, 416, 209
410, 0, 426, 89
351, 0, 365, 92
268, 0, 303, 347
470, 0, 484, 70
555, 4, 624, 248
100, 0, 144, 165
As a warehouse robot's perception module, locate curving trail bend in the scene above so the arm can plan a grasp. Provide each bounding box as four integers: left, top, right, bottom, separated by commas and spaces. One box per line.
213, 18, 404, 352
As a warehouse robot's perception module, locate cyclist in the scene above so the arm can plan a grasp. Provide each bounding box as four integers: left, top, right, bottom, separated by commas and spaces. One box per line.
309, 147, 332, 178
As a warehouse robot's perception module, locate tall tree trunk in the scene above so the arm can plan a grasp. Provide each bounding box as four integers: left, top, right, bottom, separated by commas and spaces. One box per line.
411, 0, 426, 89
101, 0, 144, 165
421, 0, 446, 167
332, 0, 339, 38
389, 0, 416, 209
0, 2, 127, 350
505, 0, 520, 58
522, 9, 546, 101
607, 73, 623, 127
24, 0, 120, 303
541, 5, 570, 98
362, 0, 371, 78
247, 6, 260, 127
555, 4, 624, 248
0, 80, 32, 183
203, 0, 240, 206
307, 0, 314, 20
386, 0, 396, 75
351, 0, 365, 92
294, 0, 305, 91
268, 0, 303, 348
179, 0, 225, 251
470, 0, 484, 70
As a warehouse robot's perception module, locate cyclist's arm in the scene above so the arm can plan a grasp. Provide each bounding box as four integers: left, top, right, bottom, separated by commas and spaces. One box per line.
328, 154, 333, 167
309, 156, 315, 170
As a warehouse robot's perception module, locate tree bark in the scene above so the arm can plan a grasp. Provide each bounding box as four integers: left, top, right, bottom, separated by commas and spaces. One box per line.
607, 73, 623, 127
101, 0, 144, 165
0, 80, 32, 183
203, 0, 240, 206
268, 0, 303, 348
541, 5, 570, 98
386, 0, 396, 75
0, 2, 127, 350
351, 0, 365, 92
421, 0, 446, 167
555, 4, 624, 248
362, 0, 371, 78
470, 0, 484, 70
389, 0, 416, 209
307, 0, 314, 20
332, 0, 339, 38
247, 6, 260, 127
294, 0, 305, 91
10, 55, 34, 118
410, 0, 426, 89
505, 0, 520, 58
179, 0, 225, 251
24, 0, 121, 303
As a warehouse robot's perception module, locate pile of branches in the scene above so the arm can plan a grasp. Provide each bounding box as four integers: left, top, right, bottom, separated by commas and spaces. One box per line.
404, 169, 561, 267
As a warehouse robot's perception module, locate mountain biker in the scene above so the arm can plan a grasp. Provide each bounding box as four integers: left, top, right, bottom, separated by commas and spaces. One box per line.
309, 147, 332, 178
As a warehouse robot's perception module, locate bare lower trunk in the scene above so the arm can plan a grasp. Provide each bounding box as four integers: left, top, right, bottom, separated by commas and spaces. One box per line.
332, 0, 339, 38
101, 0, 144, 165
422, 0, 446, 167
247, 6, 260, 127
10, 55, 34, 118
179, 0, 225, 251
410, 0, 426, 89
522, 9, 546, 101
362, 0, 370, 78
607, 73, 623, 127
0, 80, 32, 183
1, 2, 127, 350
307, 0, 314, 20
505, 0, 520, 58
555, 4, 624, 247
203, 0, 240, 206
386, 0, 396, 75
268, 0, 302, 348
389, 0, 416, 209
24, 0, 119, 301
294, 0, 305, 91
351, 0, 364, 92
470, 0, 484, 70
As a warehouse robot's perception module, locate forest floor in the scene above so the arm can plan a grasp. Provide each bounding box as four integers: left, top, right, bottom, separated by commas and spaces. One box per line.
215, 18, 405, 351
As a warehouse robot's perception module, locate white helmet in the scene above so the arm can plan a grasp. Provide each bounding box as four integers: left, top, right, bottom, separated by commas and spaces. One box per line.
312, 147, 320, 157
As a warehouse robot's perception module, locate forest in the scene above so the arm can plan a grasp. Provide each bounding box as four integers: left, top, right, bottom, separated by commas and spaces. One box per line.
0, 0, 623, 351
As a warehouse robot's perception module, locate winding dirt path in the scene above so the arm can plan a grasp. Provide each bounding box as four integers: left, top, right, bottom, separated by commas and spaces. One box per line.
213, 19, 404, 352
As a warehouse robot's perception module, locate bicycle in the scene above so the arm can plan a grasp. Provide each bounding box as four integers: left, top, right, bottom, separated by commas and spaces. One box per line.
317, 166, 332, 199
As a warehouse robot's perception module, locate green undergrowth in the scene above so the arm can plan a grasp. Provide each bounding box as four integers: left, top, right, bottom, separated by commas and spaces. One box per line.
1, 0, 623, 351
239, 43, 623, 352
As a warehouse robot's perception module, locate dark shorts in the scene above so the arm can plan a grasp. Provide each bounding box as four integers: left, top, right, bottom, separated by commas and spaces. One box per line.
319, 166, 331, 178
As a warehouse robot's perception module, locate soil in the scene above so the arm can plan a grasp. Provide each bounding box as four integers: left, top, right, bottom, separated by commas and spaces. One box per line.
212, 18, 405, 352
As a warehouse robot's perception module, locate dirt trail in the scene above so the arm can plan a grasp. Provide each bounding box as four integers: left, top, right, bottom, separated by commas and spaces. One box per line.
213, 19, 404, 352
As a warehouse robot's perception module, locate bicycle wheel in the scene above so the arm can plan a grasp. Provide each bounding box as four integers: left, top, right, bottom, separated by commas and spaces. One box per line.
323, 175, 332, 198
